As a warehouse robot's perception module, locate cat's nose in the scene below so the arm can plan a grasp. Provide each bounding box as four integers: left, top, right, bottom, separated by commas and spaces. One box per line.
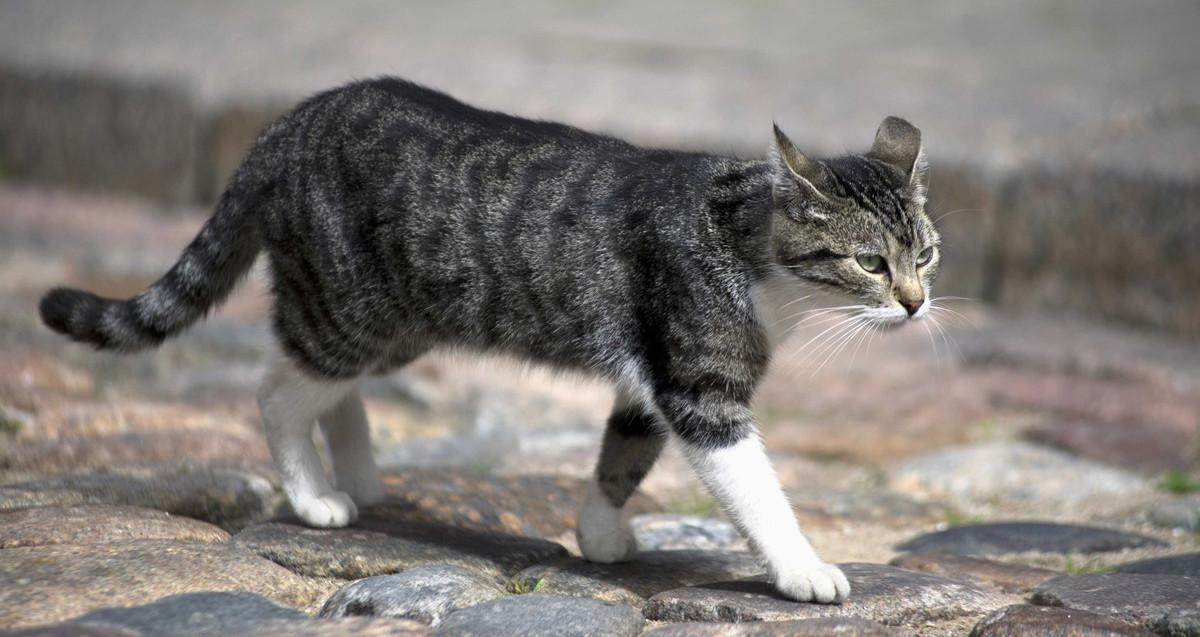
900, 297, 924, 317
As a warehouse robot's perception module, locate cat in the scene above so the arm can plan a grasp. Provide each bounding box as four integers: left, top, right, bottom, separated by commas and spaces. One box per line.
39, 77, 939, 604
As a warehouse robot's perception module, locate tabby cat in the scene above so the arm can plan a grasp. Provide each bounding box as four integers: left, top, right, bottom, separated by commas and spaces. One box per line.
40, 77, 939, 604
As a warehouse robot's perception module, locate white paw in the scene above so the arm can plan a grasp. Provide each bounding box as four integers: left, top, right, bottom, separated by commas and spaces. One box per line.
773, 561, 851, 604
337, 466, 385, 507
293, 491, 359, 528
577, 522, 638, 563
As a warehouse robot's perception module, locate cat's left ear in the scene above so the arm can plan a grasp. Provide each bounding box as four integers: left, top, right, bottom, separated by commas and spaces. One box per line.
867, 116, 927, 191
770, 123, 838, 212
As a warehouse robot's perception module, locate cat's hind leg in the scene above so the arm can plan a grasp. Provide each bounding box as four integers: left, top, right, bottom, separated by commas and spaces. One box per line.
577, 389, 665, 563
258, 356, 361, 528
318, 388, 384, 507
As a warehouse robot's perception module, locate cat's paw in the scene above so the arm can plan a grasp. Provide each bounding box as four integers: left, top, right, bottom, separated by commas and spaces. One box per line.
577, 522, 638, 563
773, 561, 850, 604
293, 491, 359, 528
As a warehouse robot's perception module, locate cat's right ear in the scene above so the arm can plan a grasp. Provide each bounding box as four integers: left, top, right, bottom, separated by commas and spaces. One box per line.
770, 123, 836, 212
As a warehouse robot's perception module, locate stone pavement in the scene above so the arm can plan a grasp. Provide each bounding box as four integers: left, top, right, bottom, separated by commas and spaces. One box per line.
1, 183, 1199, 634
0, 1, 1198, 334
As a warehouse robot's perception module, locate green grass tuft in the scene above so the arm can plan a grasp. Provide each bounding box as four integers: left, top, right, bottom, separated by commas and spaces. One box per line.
1158, 470, 1200, 495
508, 576, 546, 595
1063, 555, 1114, 575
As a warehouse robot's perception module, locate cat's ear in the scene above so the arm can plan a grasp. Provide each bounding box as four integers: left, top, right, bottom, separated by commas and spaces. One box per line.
770, 123, 836, 206
867, 116, 926, 188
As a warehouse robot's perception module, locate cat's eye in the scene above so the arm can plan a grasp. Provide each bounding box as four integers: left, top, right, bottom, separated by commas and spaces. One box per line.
916, 247, 934, 267
855, 254, 887, 274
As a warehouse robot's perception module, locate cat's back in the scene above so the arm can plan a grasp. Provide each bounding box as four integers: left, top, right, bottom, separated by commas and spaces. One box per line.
277, 77, 632, 156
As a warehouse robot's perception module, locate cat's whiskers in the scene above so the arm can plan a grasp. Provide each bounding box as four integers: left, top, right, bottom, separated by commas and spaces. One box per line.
800, 316, 862, 367
927, 314, 964, 362
811, 316, 873, 375
769, 304, 866, 328
774, 294, 815, 313
921, 319, 942, 375
928, 305, 973, 328
847, 318, 878, 369
786, 311, 868, 362
768, 304, 865, 330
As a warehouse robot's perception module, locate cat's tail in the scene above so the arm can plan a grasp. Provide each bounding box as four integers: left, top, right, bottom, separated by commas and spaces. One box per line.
39, 176, 268, 352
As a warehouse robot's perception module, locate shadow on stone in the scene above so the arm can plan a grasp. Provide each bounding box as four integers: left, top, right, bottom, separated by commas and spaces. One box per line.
234, 516, 567, 581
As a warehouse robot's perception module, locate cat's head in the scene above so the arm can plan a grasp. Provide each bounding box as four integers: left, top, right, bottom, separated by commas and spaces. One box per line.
768, 117, 938, 325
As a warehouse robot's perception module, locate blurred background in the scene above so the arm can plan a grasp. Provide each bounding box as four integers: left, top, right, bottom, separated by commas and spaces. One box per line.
0, 0, 1198, 623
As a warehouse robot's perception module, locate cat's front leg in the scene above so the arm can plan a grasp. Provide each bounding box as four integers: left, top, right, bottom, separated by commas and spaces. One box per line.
661, 394, 850, 603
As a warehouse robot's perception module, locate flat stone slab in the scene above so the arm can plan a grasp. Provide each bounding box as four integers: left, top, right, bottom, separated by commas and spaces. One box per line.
0, 540, 325, 629
970, 604, 1155, 637
509, 550, 763, 607
432, 593, 643, 637
643, 617, 906, 636
320, 565, 505, 626
0, 465, 279, 531
67, 591, 307, 636
233, 518, 566, 580
1033, 573, 1200, 633
0, 504, 229, 548
629, 515, 743, 551
890, 552, 1059, 594
16, 593, 431, 636
896, 522, 1166, 556
372, 470, 658, 539
643, 563, 1011, 626
1115, 552, 1200, 577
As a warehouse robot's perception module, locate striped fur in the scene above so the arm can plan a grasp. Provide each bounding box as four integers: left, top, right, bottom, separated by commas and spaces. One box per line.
42, 79, 939, 603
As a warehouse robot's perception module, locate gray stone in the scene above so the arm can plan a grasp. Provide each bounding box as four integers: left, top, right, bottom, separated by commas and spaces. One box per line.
643, 563, 1011, 626
1148, 498, 1200, 532
889, 442, 1149, 505
630, 514, 743, 551
643, 618, 907, 636
508, 550, 762, 607
233, 519, 566, 580
969, 604, 1155, 637
1116, 553, 1200, 577
0, 464, 280, 531
1033, 574, 1200, 634
320, 565, 504, 626
896, 522, 1166, 556
432, 593, 643, 637
0, 541, 325, 629
0, 504, 229, 548
1153, 608, 1200, 637
71, 592, 306, 637
890, 552, 1058, 594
